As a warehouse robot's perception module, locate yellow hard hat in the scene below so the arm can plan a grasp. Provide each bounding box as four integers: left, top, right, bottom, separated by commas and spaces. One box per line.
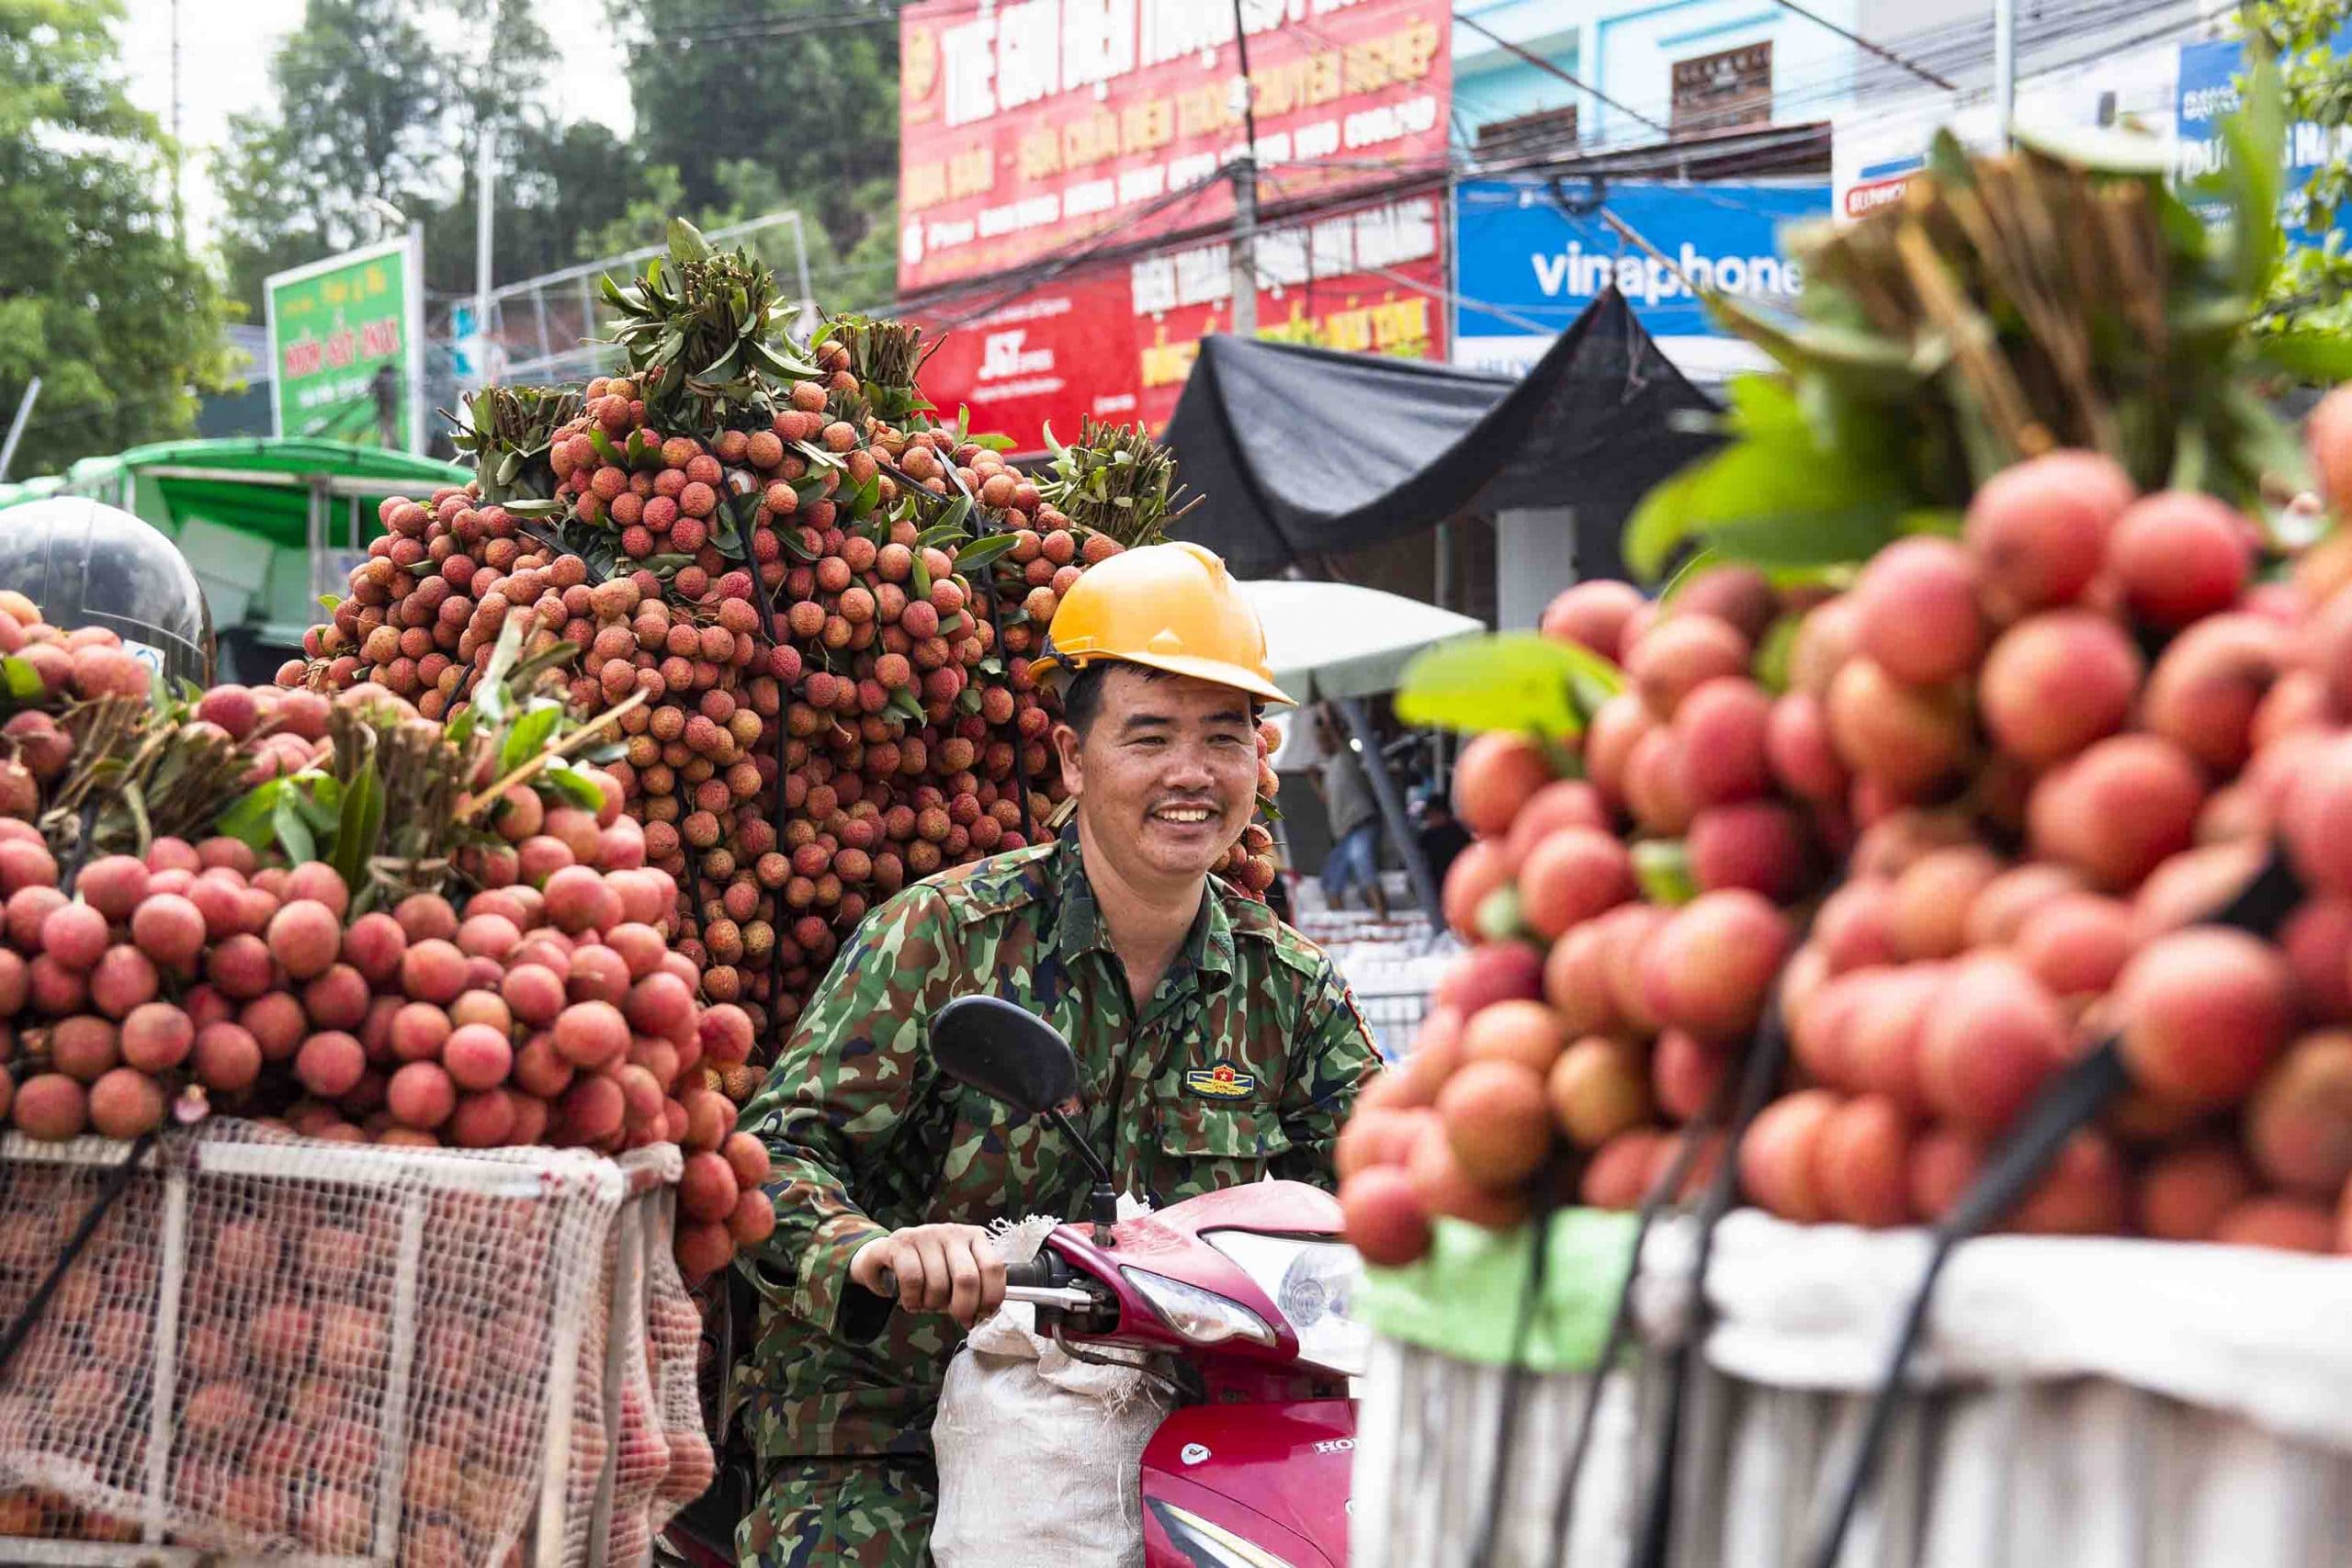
1032, 541, 1293, 706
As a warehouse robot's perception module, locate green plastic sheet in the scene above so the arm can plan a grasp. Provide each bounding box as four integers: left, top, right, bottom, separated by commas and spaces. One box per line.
1357, 1208, 1641, 1374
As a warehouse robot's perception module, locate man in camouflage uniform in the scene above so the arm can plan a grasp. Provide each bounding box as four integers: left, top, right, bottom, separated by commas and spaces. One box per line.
731, 543, 1378, 1565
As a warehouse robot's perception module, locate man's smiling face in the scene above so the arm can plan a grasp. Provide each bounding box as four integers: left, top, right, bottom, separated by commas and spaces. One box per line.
1056, 665, 1260, 889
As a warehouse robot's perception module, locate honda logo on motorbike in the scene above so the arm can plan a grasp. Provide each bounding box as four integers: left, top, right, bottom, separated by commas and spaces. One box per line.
1180, 1443, 1210, 1466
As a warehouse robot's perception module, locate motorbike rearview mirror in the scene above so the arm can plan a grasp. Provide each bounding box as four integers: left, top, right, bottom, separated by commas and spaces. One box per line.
932, 996, 1080, 1115
931, 997, 1121, 1246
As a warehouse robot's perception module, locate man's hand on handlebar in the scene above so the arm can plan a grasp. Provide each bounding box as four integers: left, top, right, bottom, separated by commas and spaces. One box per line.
850, 1224, 1007, 1326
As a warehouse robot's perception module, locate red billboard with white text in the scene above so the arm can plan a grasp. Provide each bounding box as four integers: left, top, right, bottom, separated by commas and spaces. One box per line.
913, 193, 1449, 456
898, 0, 1452, 295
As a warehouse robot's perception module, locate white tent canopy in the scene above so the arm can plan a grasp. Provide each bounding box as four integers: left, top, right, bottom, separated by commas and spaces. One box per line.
1238, 579, 1485, 706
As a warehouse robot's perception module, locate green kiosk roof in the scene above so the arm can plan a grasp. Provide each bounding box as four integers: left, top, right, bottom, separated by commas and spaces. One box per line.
0, 438, 469, 547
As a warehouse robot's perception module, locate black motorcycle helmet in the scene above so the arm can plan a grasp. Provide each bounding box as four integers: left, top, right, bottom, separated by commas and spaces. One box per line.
0, 495, 215, 685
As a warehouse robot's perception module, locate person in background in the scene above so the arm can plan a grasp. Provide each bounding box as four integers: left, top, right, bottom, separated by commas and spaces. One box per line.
1411, 785, 1471, 891
1314, 704, 1388, 919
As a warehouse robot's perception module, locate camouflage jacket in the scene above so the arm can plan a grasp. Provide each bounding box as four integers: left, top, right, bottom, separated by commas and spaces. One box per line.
730, 827, 1378, 1460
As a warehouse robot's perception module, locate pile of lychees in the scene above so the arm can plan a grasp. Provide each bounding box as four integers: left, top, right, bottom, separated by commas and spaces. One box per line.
1, 594, 771, 1286
282, 244, 1277, 1091
1342, 388, 2352, 1268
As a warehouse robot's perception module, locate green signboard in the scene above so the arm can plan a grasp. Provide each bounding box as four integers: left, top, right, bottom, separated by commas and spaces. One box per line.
264, 233, 426, 453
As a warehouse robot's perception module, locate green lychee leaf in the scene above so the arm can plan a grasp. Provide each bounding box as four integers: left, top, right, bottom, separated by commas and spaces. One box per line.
1396, 634, 1602, 738
273, 791, 316, 865
332, 764, 383, 897
499, 704, 566, 777
2214, 47, 2286, 300
0, 658, 42, 701
951, 533, 1018, 573
476, 612, 527, 698
510, 639, 582, 687
850, 472, 882, 520
216, 780, 287, 851
1753, 613, 1802, 695
1623, 393, 1909, 585
751, 339, 822, 379
1474, 885, 1526, 943
1634, 840, 1697, 907
542, 761, 605, 810
668, 217, 713, 265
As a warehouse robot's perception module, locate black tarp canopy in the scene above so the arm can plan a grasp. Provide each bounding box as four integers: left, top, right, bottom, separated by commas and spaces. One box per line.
1164, 288, 1721, 581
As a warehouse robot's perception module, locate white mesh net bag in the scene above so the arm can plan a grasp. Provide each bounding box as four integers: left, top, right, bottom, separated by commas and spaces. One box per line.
0, 1118, 709, 1565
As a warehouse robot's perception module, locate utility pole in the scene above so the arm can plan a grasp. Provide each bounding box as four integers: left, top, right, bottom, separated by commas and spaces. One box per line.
1227, 0, 1260, 338
475, 121, 498, 389
0, 378, 42, 481
1993, 0, 2017, 145
169, 0, 184, 240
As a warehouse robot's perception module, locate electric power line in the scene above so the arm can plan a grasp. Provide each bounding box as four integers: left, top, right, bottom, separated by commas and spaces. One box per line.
1452, 10, 1669, 136
1763, 0, 1955, 91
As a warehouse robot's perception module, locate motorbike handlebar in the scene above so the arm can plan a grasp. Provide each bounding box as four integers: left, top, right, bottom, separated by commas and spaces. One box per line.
869, 1252, 1060, 1300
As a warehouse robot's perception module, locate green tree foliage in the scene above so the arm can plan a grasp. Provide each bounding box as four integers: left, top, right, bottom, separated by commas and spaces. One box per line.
0, 0, 234, 477
216, 0, 661, 319
213, 0, 462, 315
2242, 0, 2352, 334
603, 0, 899, 294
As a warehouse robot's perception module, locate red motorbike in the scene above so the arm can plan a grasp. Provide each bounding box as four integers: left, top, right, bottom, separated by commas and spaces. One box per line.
662, 995, 1366, 1567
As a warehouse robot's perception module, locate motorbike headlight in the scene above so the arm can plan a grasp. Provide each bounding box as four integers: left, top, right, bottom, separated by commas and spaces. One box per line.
1122, 1267, 1278, 1348
1204, 1232, 1371, 1378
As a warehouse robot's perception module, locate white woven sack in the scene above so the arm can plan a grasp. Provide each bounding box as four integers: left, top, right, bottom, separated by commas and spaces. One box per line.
930, 1222, 1170, 1567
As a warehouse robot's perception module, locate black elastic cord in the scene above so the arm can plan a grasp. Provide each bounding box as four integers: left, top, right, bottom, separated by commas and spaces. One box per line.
55, 797, 104, 897
0, 1130, 162, 1379
1627, 998, 1791, 1568
1467, 1155, 1567, 1568
1545, 1042, 1748, 1567
1803, 841, 2304, 1568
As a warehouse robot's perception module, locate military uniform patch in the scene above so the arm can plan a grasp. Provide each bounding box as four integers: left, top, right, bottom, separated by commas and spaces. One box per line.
1182, 1061, 1257, 1100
